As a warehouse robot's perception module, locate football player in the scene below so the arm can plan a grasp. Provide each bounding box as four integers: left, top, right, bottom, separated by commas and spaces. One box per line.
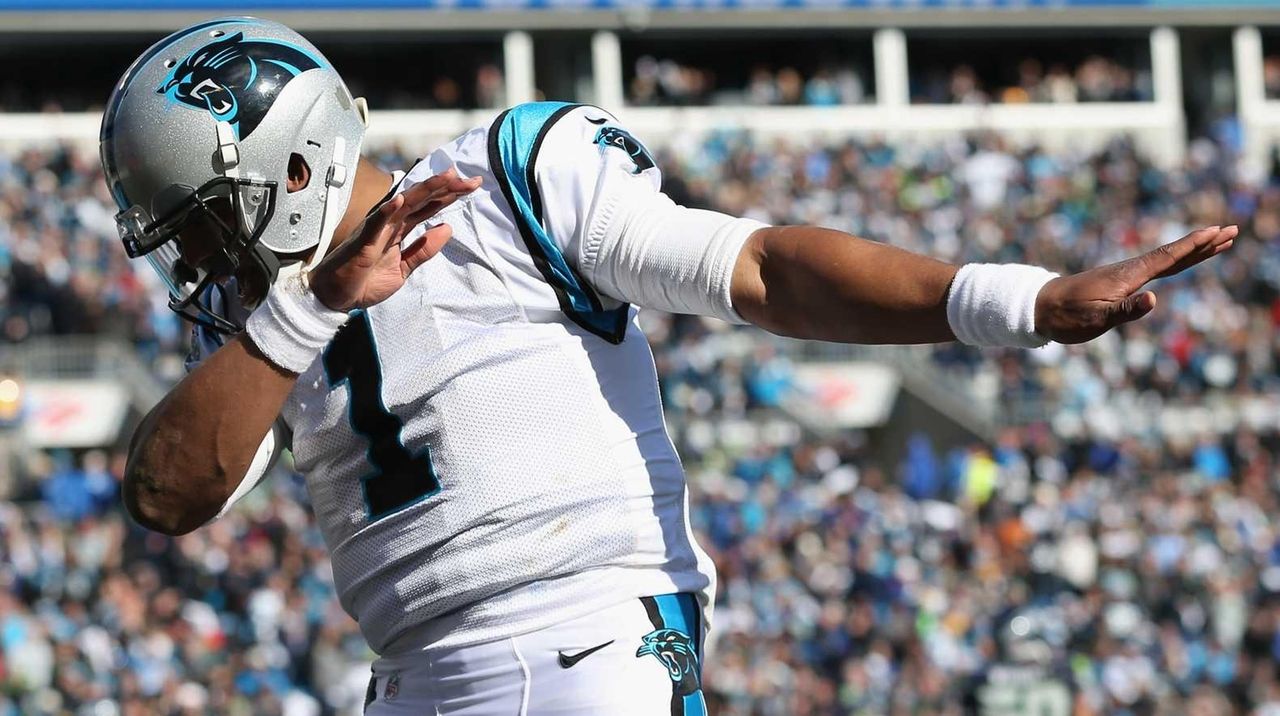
100, 17, 1235, 715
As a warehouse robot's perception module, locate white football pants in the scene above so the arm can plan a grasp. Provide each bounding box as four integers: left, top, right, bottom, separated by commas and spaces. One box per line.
363, 593, 708, 716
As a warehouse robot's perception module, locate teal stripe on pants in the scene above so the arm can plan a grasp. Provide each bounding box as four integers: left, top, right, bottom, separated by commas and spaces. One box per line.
651, 593, 707, 716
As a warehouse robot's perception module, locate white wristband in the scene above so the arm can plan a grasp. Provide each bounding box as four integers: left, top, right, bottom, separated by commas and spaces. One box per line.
946, 263, 1059, 348
246, 274, 350, 374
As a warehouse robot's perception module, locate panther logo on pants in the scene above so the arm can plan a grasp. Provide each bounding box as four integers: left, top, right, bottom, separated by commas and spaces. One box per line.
636, 628, 700, 696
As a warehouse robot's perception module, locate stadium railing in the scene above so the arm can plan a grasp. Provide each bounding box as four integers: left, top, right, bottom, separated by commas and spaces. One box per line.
1, 336, 166, 409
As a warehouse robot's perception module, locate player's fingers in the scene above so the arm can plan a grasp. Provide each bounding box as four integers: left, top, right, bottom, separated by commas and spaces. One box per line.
400, 224, 453, 277
388, 172, 449, 215
1120, 225, 1236, 288
1138, 226, 1219, 275
1150, 226, 1237, 280
420, 169, 481, 194
1105, 290, 1157, 329
399, 169, 480, 210
1114, 226, 1215, 286
401, 193, 466, 227
406, 177, 480, 210
355, 194, 404, 250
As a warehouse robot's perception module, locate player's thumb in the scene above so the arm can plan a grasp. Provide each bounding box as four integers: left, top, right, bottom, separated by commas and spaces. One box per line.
1106, 290, 1157, 328
401, 224, 453, 275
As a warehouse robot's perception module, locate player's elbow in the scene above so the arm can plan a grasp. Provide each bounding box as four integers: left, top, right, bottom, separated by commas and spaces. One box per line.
731, 229, 842, 341
730, 228, 786, 332
122, 460, 220, 536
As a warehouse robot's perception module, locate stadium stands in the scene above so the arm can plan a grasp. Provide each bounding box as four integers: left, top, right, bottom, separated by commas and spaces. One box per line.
4, 2, 1280, 714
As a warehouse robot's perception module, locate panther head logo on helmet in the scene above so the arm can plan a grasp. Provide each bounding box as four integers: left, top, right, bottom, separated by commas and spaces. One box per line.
636, 628, 701, 696
156, 31, 322, 140
100, 17, 368, 334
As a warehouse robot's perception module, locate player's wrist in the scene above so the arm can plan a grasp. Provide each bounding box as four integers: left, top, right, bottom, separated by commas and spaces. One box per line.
946, 263, 1059, 348
246, 272, 351, 374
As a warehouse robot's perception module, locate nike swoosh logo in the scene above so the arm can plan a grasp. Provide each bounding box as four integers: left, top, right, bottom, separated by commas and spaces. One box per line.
585, 116, 608, 125
558, 640, 614, 668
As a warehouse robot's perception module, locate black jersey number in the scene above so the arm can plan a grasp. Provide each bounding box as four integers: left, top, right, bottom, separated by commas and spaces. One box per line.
322, 311, 440, 521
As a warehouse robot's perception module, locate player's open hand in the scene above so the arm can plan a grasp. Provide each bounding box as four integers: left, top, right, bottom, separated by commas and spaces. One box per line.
309, 168, 482, 312
1034, 225, 1237, 344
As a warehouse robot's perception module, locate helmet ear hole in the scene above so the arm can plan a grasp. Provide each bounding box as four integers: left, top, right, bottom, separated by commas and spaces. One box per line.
287, 153, 311, 193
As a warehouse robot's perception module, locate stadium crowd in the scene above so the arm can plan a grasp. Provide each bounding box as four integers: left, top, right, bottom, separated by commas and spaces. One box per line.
625, 53, 1151, 107
2, 123, 1280, 715
628, 57, 871, 107
911, 55, 1154, 105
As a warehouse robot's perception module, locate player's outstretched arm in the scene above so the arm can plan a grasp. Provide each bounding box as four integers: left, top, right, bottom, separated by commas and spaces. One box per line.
729, 224, 1236, 346
124, 172, 474, 536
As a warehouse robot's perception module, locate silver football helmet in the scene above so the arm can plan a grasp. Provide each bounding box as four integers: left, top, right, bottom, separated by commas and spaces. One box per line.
99, 16, 368, 332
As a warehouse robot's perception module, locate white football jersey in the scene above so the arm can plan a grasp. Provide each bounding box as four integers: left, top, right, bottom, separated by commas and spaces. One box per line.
188, 103, 737, 655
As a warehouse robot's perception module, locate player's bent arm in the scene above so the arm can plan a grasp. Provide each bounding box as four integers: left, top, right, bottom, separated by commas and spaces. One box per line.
124, 160, 471, 535
124, 333, 297, 536
730, 226, 959, 344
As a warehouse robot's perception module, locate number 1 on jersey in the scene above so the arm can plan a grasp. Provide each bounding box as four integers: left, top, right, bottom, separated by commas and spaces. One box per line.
323, 311, 440, 521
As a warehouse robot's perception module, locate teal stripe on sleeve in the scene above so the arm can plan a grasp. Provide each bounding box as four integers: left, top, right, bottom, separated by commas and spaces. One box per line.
488, 101, 630, 343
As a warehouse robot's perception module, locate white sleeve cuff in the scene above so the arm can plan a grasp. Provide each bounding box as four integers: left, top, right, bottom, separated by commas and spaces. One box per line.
245, 274, 351, 374
946, 263, 1059, 348
584, 189, 766, 324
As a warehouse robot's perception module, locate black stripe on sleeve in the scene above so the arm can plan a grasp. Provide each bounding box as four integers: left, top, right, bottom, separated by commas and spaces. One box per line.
486, 104, 630, 344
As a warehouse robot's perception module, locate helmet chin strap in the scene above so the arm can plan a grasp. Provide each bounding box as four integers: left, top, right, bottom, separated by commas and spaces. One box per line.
276, 135, 349, 283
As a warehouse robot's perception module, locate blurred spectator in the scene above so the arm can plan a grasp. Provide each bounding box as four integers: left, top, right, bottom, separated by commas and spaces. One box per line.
631, 56, 717, 106
949, 64, 987, 105
1264, 55, 1280, 100
475, 63, 506, 109
0, 459, 365, 715
0, 145, 171, 354
431, 77, 462, 109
